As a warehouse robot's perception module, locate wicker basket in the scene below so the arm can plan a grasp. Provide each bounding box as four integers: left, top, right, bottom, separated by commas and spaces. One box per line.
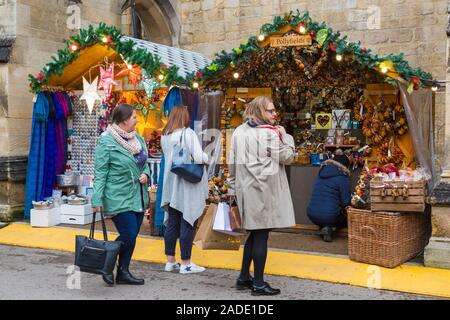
347, 207, 431, 268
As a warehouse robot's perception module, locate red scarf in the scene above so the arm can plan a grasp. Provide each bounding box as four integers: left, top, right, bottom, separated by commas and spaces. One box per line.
257, 125, 285, 144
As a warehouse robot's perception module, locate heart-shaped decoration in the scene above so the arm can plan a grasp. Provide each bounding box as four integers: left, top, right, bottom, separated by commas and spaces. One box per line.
317, 115, 330, 127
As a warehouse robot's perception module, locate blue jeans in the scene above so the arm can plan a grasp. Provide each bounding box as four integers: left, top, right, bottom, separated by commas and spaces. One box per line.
164, 207, 196, 261
112, 211, 144, 269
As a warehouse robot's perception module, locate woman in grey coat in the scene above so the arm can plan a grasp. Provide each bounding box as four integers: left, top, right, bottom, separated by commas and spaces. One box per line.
160, 105, 209, 274
228, 96, 296, 296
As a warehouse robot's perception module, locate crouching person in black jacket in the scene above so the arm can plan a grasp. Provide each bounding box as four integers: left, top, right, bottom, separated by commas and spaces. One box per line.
307, 152, 351, 242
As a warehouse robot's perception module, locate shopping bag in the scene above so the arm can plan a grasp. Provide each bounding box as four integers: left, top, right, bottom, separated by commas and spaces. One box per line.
229, 198, 243, 233
213, 202, 244, 236
74, 210, 122, 275
193, 203, 242, 250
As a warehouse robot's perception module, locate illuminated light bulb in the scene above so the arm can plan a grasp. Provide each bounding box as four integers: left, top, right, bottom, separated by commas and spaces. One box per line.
432, 85, 438, 92
70, 44, 79, 52
192, 82, 199, 89
158, 74, 165, 81
102, 36, 108, 43
233, 72, 239, 79
336, 54, 343, 62
299, 26, 306, 34
258, 34, 265, 41
381, 67, 388, 73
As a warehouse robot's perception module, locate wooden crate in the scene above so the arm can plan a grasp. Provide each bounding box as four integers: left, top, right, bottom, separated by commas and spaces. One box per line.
370, 180, 426, 212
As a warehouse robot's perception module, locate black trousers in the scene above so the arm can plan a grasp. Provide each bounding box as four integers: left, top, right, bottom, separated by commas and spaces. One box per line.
239, 229, 271, 287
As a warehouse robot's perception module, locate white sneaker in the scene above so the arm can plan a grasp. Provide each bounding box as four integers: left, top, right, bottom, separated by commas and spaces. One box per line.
164, 262, 181, 272
179, 262, 206, 274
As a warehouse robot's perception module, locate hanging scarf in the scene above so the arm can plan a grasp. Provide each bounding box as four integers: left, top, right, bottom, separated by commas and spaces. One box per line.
107, 123, 142, 155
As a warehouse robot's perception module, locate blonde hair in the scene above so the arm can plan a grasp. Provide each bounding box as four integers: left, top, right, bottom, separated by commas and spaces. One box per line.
243, 96, 273, 122
162, 105, 190, 135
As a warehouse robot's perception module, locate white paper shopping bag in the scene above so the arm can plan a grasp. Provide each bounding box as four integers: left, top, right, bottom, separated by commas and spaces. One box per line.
213, 202, 243, 236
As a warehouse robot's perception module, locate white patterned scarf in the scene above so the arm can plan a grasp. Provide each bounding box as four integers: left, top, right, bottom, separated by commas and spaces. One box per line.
106, 123, 142, 155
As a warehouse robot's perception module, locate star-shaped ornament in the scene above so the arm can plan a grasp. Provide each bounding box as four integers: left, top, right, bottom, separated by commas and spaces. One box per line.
80, 76, 102, 114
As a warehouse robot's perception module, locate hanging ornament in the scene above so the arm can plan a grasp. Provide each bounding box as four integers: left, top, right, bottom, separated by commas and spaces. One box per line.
80, 76, 102, 114
98, 64, 117, 101
142, 69, 159, 100
116, 64, 142, 88
122, 91, 140, 105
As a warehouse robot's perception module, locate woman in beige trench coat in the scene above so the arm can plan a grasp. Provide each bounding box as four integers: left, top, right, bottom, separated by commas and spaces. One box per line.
227, 96, 296, 296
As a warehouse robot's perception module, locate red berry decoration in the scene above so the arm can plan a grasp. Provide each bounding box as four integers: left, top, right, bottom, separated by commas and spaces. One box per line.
411, 77, 420, 84
362, 47, 367, 52
195, 71, 202, 78
309, 31, 315, 38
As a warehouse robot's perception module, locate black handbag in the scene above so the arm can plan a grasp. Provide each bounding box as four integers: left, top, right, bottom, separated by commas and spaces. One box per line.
170, 128, 204, 183
74, 210, 122, 275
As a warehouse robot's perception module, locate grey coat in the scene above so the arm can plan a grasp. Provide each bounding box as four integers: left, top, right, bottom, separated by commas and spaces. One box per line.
160, 128, 209, 227
227, 123, 296, 230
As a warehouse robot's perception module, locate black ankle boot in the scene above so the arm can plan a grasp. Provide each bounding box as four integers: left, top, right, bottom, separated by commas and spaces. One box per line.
251, 282, 281, 296
116, 266, 145, 285
236, 277, 253, 290
102, 273, 115, 286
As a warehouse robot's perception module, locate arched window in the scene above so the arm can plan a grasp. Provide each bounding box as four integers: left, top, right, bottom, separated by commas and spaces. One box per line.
121, 0, 180, 46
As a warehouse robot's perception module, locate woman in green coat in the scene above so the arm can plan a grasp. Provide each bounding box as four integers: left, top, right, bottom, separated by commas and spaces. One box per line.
91, 104, 151, 286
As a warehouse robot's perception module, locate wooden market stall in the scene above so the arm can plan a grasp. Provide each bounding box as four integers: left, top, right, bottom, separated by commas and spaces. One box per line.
192, 12, 438, 230
25, 23, 210, 220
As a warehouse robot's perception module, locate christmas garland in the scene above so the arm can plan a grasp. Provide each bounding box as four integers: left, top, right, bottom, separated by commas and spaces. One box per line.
29, 14, 435, 93
189, 10, 434, 91
28, 23, 188, 93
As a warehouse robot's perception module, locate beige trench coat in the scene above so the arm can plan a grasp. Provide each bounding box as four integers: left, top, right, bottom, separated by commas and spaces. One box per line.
227, 122, 296, 230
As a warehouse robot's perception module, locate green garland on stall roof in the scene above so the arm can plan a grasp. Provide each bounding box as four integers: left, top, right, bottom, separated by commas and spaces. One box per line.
189, 10, 433, 88
28, 23, 189, 93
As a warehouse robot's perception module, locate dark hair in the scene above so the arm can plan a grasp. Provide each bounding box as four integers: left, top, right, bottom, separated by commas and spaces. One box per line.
333, 154, 350, 168
112, 104, 134, 124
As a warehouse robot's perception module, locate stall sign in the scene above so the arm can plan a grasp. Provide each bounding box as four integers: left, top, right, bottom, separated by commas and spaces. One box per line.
270, 35, 312, 47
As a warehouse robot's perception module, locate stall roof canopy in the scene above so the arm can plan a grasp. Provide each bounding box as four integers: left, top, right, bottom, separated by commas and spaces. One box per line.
29, 23, 210, 93
122, 36, 210, 78
194, 11, 435, 92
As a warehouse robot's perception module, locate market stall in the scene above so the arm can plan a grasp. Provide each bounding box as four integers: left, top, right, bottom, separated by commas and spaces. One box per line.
25, 23, 210, 223
191, 11, 438, 229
